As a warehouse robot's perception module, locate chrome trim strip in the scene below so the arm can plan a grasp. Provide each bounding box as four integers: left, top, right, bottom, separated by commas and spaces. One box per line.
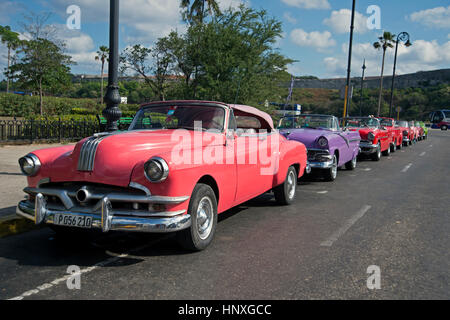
129, 182, 151, 196
77, 134, 111, 172
17, 200, 191, 234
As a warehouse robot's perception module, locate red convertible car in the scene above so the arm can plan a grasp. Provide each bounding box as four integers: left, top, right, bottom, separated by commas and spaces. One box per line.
396, 120, 413, 146
344, 117, 392, 161
379, 117, 403, 151
16, 101, 308, 251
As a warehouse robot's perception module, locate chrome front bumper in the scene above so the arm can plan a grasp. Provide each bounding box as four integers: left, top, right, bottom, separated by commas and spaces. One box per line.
359, 142, 378, 154
17, 196, 191, 233
309, 160, 334, 169
16, 184, 192, 233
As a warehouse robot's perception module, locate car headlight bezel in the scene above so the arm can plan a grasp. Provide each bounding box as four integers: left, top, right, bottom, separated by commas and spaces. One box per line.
368, 132, 375, 141
317, 137, 329, 148
19, 154, 41, 177
144, 157, 169, 183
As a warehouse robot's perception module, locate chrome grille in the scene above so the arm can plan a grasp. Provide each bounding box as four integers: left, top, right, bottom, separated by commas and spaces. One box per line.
77, 133, 110, 172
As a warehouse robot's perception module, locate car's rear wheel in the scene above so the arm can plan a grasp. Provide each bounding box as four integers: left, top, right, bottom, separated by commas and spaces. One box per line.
397, 140, 403, 150
371, 143, 381, 161
176, 183, 217, 251
322, 155, 338, 182
274, 166, 297, 205
345, 155, 357, 171
442, 125, 448, 131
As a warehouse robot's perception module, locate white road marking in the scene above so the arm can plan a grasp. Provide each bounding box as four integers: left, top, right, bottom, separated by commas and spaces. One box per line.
320, 205, 372, 247
401, 163, 413, 173
362, 168, 372, 172
419, 152, 426, 157
317, 191, 328, 194
8, 237, 166, 300
429, 145, 433, 148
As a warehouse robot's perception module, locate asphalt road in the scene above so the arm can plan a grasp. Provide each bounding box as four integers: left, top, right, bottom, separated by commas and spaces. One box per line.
0, 130, 448, 300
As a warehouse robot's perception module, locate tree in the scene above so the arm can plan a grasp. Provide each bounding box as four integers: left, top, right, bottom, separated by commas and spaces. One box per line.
10, 38, 74, 115
180, 0, 221, 24
95, 45, 109, 104
0, 25, 21, 93
120, 42, 174, 101
373, 31, 395, 117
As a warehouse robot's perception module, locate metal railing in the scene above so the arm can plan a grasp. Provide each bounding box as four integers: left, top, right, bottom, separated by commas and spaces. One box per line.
0, 119, 100, 142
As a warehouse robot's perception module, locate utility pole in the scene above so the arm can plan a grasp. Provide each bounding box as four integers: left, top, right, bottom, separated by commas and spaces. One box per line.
342, 0, 356, 122
360, 59, 366, 116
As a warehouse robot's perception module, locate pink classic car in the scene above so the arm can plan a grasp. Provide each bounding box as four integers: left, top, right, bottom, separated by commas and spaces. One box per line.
17, 101, 308, 251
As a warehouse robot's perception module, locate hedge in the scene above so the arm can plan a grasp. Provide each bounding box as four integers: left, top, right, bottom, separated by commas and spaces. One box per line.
0, 93, 140, 118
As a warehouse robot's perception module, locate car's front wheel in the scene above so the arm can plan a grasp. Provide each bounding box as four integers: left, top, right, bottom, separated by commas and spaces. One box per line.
371, 143, 382, 161
274, 166, 297, 205
176, 183, 217, 251
323, 155, 338, 182
442, 125, 448, 131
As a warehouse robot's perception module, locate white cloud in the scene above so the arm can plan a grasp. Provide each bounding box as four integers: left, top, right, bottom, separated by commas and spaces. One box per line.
323, 9, 369, 34
324, 39, 450, 78
49, 0, 184, 45
283, 12, 298, 24
409, 6, 450, 28
290, 29, 336, 51
281, 0, 330, 10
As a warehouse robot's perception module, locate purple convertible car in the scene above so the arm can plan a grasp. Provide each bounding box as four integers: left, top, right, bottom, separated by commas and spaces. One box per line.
278, 114, 361, 181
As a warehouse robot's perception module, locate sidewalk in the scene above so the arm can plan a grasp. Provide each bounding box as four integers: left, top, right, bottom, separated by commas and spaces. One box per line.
0, 143, 74, 237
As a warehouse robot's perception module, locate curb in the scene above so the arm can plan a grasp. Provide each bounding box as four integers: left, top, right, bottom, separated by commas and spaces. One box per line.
0, 213, 39, 238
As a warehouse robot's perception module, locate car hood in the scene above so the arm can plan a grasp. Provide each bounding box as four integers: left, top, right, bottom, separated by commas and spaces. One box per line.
280, 128, 331, 149
42, 130, 223, 187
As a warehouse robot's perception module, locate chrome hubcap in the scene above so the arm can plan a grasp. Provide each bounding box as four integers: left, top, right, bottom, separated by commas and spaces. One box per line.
352, 156, 357, 168
196, 197, 213, 240
287, 170, 296, 200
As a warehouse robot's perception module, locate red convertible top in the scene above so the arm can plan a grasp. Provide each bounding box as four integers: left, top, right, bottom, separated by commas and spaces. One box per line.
140, 100, 274, 130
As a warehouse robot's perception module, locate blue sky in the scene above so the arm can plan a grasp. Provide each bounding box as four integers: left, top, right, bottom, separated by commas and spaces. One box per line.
0, 0, 449, 79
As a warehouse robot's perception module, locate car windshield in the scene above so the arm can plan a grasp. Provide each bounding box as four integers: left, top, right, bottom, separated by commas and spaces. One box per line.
396, 121, 409, 127
380, 119, 393, 127
415, 122, 420, 126
129, 105, 226, 132
278, 115, 336, 130
409, 121, 415, 127
345, 118, 380, 128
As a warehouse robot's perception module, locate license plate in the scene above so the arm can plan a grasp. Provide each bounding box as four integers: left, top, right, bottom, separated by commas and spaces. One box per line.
53, 214, 93, 229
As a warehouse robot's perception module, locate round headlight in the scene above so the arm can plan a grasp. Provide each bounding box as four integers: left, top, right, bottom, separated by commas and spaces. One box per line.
18, 154, 41, 176
368, 132, 375, 141
144, 157, 169, 183
317, 137, 328, 148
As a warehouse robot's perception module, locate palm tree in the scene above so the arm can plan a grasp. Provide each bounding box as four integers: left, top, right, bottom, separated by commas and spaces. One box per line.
373, 31, 395, 117
0, 25, 21, 93
180, 0, 221, 24
95, 45, 109, 104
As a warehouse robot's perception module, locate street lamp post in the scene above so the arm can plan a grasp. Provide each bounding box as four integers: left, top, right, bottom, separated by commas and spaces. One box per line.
103, 0, 122, 132
389, 31, 411, 118
359, 59, 366, 116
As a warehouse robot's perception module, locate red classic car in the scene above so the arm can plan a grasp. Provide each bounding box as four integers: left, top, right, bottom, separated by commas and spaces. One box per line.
16, 101, 308, 251
379, 117, 403, 151
396, 120, 413, 146
344, 117, 392, 161
408, 121, 419, 144
414, 121, 425, 141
